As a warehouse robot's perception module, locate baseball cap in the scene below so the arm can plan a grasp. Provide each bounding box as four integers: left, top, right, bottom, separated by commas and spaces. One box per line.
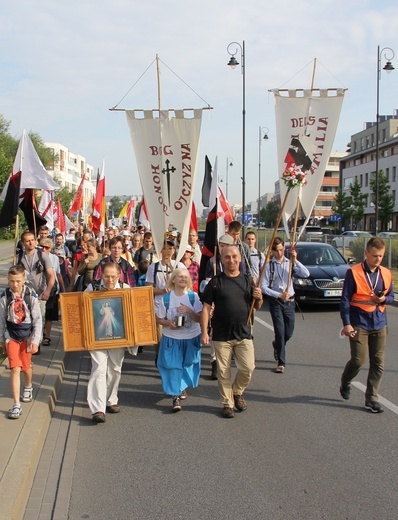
185, 245, 194, 254
218, 234, 234, 245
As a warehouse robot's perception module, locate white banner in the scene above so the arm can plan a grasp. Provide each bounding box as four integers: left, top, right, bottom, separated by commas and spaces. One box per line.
126, 109, 202, 261
272, 89, 345, 236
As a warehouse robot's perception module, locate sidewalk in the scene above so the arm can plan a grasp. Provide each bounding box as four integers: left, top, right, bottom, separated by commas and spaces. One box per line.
0, 324, 66, 520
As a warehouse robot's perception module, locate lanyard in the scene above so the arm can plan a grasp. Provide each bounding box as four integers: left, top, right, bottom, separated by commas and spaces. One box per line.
362, 263, 380, 293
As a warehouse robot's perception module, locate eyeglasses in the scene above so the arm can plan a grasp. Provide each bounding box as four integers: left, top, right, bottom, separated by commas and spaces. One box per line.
42, 246, 51, 250
103, 275, 118, 280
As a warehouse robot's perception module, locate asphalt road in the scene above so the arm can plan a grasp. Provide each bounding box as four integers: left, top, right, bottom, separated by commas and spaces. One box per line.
24, 300, 398, 520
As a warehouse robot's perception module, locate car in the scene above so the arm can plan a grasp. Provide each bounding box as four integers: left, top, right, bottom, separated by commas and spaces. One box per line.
297, 225, 323, 242
331, 231, 372, 249
285, 242, 353, 304
378, 231, 398, 239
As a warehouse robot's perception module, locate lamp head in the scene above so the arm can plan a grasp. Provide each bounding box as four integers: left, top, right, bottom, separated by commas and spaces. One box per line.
227, 56, 239, 69
383, 60, 394, 73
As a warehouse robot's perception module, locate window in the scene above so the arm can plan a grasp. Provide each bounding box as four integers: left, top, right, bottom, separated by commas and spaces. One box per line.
386, 168, 390, 181
393, 166, 397, 182
359, 174, 363, 187
365, 172, 368, 187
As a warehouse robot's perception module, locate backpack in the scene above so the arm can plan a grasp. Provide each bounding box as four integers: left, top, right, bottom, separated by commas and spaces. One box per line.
4, 286, 33, 314
163, 291, 195, 311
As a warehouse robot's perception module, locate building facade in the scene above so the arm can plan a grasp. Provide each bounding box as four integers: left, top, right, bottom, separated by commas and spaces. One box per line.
340, 113, 398, 231
45, 142, 96, 217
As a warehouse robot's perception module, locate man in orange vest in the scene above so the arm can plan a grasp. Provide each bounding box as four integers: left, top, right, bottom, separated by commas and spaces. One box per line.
339, 237, 394, 413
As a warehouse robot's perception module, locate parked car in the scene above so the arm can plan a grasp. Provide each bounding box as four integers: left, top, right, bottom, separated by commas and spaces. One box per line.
285, 242, 353, 304
331, 231, 372, 249
297, 225, 323, 242
378, 231, 398, 239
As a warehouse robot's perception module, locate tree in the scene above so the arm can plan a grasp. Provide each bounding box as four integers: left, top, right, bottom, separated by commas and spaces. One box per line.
262, 201, 279, 228
349, 180, 367, 229
370, 170, 395, 231
332, 189, 352, 229
108, 196, 124, 218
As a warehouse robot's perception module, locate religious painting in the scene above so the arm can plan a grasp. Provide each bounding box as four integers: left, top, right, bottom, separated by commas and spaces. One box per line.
60, 286, 157, 352
92, 296, 125, 341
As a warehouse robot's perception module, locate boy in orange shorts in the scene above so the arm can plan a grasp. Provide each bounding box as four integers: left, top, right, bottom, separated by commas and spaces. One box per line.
0, 265, 42, 419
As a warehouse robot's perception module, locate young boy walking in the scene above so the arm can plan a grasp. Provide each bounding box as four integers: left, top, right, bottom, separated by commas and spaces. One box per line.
0, 265, 43, 419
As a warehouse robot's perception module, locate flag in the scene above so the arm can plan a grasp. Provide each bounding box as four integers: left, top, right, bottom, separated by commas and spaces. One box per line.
91, 160, 106, 236
189, 201, 198, 232
199, 158, 225, 284
218, 185, 234, 225
138, 198, 150, 230
55, 198, 66, 234
271, 89, 346, 235
38, 190, 55, 231
0, 171, 21, 228
126, 109, 203, 262
119, 201, 129, 218
201, 155, 212, 207
68, 173, 86, 215
126, 197, 136, 227
19, 189, 47, 231
64, 213, 75, 234
0, 129, 59, 229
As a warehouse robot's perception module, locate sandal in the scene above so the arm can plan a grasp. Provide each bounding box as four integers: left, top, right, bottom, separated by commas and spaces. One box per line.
41, 337, 51, 346
22, 386, 33, 402
9, 404, 22, 419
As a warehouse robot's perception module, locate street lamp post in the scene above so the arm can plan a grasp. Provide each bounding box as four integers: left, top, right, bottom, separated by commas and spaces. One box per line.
375, 45, 394, 234
258, 127, 269, 229
227, 40, 245, 229
225, 157, 233, 200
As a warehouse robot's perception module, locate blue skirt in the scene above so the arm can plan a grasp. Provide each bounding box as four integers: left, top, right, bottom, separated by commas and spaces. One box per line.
157, 334, 202, 396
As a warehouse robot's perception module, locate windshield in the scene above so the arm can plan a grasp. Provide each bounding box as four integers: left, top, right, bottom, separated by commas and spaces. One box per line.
287, 245, 346, 266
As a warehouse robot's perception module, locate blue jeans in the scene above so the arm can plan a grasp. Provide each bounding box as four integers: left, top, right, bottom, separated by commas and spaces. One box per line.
269, 298, 295, 366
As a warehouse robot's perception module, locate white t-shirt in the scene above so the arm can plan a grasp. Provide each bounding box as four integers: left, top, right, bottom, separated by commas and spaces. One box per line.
156, 291, 202, 340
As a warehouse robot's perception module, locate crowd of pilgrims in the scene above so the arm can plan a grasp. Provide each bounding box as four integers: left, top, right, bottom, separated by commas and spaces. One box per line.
10, 220, 264, 419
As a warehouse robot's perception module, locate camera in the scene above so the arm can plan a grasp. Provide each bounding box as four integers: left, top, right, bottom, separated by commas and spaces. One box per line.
376, 291, 384, 297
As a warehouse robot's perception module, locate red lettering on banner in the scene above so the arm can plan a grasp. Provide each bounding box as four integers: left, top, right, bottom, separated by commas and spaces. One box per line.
149, 145, 173, 156
291, 116, 315, 128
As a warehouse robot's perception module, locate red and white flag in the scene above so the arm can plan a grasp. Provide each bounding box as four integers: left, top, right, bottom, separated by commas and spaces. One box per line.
126, 109, 203, 261
138, 198, 150, 230
38, 190, 56, 230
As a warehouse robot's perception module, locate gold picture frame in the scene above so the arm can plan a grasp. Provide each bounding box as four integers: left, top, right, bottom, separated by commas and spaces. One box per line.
59, 286, 157, 352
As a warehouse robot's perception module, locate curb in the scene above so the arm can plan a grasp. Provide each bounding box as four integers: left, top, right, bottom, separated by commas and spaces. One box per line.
0, 333, 66, 520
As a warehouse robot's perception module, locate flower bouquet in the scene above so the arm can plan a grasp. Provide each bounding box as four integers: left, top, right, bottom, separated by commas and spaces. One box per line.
281, 165, 308, 189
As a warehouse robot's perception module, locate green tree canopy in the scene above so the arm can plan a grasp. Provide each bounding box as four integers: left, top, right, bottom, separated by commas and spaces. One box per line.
370, 170, 395, 231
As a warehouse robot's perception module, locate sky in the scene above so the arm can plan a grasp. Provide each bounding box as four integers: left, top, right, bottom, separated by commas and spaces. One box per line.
1, 0, 398, 212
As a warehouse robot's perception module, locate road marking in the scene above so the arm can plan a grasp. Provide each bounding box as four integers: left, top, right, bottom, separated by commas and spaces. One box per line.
352, 382, 398, 415
254, 315, 274, 332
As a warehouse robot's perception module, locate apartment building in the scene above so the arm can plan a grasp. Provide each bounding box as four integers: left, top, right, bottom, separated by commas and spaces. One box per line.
340, 113, 398, 230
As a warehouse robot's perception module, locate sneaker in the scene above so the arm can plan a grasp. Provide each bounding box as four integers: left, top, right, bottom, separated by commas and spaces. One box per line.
21, 386, 33, 403
272, 340, 278, 361
211, 360, 218, 380
180, 389, 187, 400
92, 412, 106, 423
106, 404, 120, 413
233, 394, 247, 411
365, 401, 384, 413
275, 365, 285, 373
340, 384, 351, 400
222, 406, 235, 419
172, 396, 182, 412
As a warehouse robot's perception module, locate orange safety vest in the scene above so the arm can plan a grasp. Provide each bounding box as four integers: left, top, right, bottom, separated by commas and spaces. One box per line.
350, 263, 391, 313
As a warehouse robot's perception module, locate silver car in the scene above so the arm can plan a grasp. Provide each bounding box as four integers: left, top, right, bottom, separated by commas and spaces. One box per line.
331, 231, 372, 249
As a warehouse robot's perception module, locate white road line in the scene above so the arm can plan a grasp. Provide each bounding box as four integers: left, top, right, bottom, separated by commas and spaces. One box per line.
352, 382, 398, 415
254, 315, 274, 332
